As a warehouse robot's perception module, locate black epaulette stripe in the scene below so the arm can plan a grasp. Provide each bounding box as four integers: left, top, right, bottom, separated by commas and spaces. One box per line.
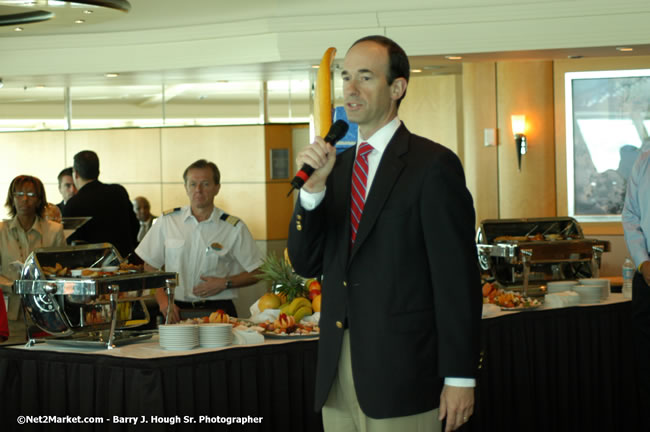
220, 212, 240, 226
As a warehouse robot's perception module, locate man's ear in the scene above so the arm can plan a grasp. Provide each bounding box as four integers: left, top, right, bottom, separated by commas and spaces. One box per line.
390, 77, 407, 101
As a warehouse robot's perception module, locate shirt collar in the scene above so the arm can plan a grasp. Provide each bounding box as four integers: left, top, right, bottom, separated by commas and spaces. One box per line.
357, 116, 401, 157
8, 216, 43, 235
183, 206, 220, 224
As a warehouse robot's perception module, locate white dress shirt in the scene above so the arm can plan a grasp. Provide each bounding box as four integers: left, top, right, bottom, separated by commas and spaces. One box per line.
135, 206, 263, 302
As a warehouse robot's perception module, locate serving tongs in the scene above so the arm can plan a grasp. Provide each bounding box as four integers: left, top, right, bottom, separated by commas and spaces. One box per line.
524, 224, 539, 238
542, 222, 559, 236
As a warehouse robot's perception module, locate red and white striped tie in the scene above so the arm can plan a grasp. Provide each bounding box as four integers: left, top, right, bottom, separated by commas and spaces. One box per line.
350, 142, 373, 245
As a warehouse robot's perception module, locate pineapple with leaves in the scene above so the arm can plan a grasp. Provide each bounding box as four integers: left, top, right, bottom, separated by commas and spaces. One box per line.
256, 249, 307, 302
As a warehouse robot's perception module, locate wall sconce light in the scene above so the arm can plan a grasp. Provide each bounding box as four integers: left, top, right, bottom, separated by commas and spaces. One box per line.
511, 115, 527, 171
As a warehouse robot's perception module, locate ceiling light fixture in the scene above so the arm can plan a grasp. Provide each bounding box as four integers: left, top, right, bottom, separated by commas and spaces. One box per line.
105, 73, 119, 78
445, 55, 463, 60
14, 27, 24, 31
74, 19, 85, 24
0, 1, 130, 27
411, 69, 422, 73
616, 47, 634, 52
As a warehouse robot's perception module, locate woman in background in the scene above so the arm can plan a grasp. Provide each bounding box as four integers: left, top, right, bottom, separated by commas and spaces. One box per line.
0, 175, 64, 342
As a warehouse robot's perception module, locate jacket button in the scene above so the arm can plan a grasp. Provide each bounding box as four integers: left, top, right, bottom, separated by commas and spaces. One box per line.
336, 321, 343, 328
296, 224, 302, 231
343, 281, 347, 287
297, 214, 303, 221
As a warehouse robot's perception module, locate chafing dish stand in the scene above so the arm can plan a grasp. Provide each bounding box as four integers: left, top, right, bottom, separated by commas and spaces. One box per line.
13, 243, 177, 349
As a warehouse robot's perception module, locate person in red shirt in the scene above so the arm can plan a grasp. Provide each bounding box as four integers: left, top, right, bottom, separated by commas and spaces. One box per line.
0, 294, 8, 342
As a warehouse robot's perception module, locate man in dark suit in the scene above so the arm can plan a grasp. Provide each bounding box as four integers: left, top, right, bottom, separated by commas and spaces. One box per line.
287, 36, 481, 432
62, 150, 139, 257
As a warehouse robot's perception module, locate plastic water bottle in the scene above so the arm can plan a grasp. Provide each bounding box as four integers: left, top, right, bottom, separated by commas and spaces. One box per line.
622, 257, 635, 299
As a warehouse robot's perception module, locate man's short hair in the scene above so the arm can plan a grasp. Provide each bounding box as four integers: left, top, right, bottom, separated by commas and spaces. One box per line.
73, 150, 100, 180
183, 159, 221, 185
350, 35, 410, 107
57, 167, 73, 186
5, 175, 48, 218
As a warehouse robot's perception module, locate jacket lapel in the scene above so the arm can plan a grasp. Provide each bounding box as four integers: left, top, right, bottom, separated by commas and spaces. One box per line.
332, 146, 356, 266
349, 125, 409, 262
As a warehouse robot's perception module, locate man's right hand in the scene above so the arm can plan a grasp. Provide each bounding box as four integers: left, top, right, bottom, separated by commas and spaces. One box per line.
296, 136, 337, 193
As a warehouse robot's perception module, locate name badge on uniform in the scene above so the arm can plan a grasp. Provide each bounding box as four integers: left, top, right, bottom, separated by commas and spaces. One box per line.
210, 242, 223, 251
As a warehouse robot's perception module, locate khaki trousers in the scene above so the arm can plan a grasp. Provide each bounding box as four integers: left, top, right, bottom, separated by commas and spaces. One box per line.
322, 330, 441, 432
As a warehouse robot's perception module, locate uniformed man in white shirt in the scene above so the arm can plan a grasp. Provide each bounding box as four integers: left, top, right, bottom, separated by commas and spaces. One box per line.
135, 159, 263, 322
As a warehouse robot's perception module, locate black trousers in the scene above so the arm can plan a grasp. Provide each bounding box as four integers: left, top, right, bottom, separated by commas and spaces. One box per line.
632, 271, 650, 429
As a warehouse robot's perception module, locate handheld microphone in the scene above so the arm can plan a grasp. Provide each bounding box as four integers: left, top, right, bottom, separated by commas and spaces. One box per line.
288, 120, 349, 196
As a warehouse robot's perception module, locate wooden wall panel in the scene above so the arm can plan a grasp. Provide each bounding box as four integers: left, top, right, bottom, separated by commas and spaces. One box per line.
160, 126, 265, 184
0, 131, 66, 219
263, 125, 295, 240
65, 129, 161, 183
496, 61, 556, 218
400, 75, 462, 154
462, 62, 498, 226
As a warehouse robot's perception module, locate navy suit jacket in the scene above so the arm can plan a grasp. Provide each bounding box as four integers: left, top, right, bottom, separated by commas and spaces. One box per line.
63, 180, 139, 257
288, 124, 482, 418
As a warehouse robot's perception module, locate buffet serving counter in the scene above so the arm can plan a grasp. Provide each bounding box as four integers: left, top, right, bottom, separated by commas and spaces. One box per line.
0, 297, 642, 431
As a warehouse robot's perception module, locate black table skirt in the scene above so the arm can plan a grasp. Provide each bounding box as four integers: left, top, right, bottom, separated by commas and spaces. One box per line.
0, 341, 323, 432
0, 301, 642, 432
471, 301, 641, 432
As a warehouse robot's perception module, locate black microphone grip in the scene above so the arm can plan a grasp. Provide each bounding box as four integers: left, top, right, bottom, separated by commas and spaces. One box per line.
289, 120, 349, 193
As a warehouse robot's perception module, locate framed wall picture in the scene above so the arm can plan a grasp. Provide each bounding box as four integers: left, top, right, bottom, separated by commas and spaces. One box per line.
565, 69, 650, 222
270, 148, 290, 180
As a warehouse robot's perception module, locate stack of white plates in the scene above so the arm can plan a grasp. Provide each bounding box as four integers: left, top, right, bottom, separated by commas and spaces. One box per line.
578, 278, 610, 301
199, 323, 233, 348
572, 284, 602, 304
547, 280, 578, 293
159, 324, 199, 350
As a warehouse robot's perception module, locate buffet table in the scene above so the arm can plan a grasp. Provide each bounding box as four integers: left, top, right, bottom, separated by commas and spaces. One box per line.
0, 338, 322, 432
473, 294, 641, 432
0, 295, 642, 432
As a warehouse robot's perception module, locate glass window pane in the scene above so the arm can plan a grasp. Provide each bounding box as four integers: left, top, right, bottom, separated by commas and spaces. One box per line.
0, 85, 66, 131
163, 81, 261, 126
566, 70, 650, 221
70, 85, 163, 129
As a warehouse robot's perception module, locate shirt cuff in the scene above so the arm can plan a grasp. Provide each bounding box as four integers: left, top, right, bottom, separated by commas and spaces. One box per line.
444, 377, 476, 388
299, 188, 326, 211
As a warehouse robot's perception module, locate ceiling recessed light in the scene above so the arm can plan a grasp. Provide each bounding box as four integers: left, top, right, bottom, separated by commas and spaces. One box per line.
14, 27, 23, 32
616, 47, 634, 52
75, 19, 85, 24
445, 55, 463, 60
83, 10, 93, 14
411, 69, 422, 73
105, 73, 119, 78
311, 65, 320, 69
567, 55, 583, 59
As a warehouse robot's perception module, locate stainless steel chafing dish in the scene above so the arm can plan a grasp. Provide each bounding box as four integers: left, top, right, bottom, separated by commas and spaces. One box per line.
13, 243, 177, 348
476, 217, 610, 295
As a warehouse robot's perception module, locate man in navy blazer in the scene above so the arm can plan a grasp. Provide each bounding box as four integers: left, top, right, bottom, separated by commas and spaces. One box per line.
287, 36, 482, 432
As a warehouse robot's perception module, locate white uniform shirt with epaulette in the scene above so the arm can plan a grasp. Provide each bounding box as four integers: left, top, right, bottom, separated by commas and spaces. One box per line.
135, 206, 263, 301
